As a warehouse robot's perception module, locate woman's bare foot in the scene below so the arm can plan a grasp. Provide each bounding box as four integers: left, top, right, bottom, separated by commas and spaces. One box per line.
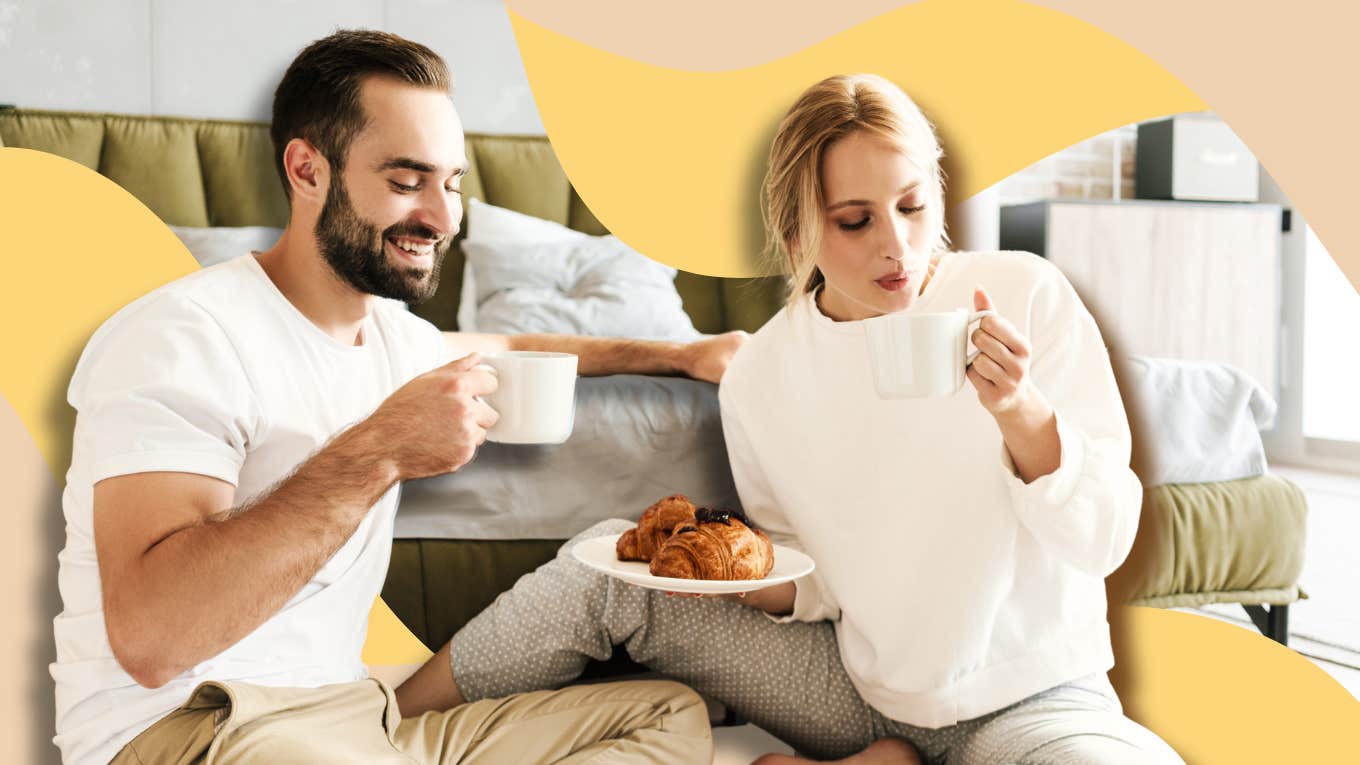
752, 737, 923, 765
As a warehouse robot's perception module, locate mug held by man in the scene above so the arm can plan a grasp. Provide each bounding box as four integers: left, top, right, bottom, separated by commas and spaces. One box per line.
478, 351, 578, 444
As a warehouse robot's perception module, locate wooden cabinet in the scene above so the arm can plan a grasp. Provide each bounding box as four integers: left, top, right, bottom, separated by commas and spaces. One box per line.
1000, 200, 1283, 395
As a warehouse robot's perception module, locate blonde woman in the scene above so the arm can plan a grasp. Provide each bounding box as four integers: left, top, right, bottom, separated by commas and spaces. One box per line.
397, 75, 1184, 765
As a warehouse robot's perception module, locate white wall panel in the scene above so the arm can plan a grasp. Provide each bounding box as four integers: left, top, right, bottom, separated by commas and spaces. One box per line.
0, 0, 152, 113
0, 0, 541, 133
150, 0, 382, 121
386, 0, 542, 134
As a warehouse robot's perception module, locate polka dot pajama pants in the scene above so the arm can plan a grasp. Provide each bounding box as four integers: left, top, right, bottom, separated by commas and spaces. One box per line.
448, 520, 1183, 764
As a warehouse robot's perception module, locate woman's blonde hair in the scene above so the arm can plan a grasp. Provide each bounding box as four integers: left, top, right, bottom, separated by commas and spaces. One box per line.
761, 74, 948, 299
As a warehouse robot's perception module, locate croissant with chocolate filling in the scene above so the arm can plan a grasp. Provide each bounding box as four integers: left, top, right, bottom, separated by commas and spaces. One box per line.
616, 495, 697, 562
649, 508, 775, 581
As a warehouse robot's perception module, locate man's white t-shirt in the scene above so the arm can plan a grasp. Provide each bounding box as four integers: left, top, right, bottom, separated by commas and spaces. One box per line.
51, 253, 446, 765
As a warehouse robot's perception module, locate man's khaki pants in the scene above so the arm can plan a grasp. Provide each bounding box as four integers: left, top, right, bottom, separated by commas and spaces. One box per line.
110, 677, 712, 764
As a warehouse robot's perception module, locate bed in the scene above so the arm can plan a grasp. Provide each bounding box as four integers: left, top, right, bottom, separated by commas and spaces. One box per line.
0, 106, 1306, 662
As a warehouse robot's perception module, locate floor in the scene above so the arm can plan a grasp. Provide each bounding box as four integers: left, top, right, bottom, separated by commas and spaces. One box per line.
1176, 464, 1360, 699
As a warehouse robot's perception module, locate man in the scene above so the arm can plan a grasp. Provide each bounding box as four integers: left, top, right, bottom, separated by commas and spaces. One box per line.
51, 30, 740, 764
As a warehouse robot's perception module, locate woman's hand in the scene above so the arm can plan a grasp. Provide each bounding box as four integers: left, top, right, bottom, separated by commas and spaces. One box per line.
657, 581, 796, 616
967, 287, 1061, 482
736, 581, 796, 615
966, 287, 1044, 418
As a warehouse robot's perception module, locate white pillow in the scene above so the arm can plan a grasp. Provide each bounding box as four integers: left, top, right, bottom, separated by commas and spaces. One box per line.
462, 199, 699, 340
170, 225, 282, 268
459, 198, 585, 332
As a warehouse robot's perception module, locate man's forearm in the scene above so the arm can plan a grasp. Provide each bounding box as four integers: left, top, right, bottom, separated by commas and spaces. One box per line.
508, 333, 687, 377
109, 423, 399, 686
446, 331, 687, 377
444, 330, 745, 384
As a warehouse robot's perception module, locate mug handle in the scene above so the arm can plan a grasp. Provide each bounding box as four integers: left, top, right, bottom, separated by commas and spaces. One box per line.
473, 363, 498, 404
964, 309, 996, 366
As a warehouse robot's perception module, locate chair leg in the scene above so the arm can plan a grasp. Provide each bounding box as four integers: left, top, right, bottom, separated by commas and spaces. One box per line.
1243, 604, 1289, 646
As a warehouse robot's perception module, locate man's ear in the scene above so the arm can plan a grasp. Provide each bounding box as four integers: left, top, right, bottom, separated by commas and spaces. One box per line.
282, 138, 330, 204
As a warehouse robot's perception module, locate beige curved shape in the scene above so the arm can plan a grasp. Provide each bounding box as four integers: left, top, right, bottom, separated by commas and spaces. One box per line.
506, 0, 916, 71
1027, 1, 1360, 290
0, 394, 62, 764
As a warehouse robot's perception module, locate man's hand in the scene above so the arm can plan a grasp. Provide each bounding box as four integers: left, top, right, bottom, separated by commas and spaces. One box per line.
681, 331, 750, 384
363, 353, 499, 480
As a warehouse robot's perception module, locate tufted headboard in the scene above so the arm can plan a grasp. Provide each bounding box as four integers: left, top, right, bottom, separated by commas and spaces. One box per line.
0, 107, 786, 333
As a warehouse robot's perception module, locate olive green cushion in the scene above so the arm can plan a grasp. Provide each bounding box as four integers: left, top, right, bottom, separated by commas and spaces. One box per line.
196, 122, 290, 228
0, 108, 786, 333
383, 539, 652, 679
1107, 474, 1308, 609
382, 539, 561, 650
0, 110, 105, 169
100, 116, 212, 226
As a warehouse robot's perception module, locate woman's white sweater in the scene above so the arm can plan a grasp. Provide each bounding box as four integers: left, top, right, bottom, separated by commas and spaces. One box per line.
717, 250, 1141, 728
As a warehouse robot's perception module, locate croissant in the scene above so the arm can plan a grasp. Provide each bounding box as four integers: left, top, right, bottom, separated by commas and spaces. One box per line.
616, 495, 697, 562
649, 508, 775, 581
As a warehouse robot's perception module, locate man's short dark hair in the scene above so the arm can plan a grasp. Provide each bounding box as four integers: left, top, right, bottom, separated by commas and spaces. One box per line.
271, 29, 451, 197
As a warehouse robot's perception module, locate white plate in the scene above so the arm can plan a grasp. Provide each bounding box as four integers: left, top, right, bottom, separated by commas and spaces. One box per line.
571, 534, 816, 595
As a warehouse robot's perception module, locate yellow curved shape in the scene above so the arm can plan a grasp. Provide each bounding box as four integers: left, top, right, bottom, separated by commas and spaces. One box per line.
0, 149, 199, 477
1110, 607, 1360, 761
362, 596, 435, 666
0, 148, 427, 667
511, 0, 1206, 277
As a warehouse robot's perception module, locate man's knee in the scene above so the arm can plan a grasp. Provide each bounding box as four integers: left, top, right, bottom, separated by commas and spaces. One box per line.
627, 679, 711, 737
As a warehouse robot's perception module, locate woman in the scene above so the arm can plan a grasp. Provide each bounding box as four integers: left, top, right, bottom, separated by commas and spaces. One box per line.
713, 74, 1182, 763
400, 74, 1183, 765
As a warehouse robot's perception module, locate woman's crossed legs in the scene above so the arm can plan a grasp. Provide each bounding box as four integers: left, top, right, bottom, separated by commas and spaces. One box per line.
447, 520, 1181, 765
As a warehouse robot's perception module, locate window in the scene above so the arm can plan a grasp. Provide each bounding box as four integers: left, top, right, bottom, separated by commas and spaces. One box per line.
1301, 227, 1360, 445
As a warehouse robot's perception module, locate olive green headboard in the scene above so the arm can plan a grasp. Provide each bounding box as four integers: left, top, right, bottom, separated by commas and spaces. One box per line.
0, 107, 786, 333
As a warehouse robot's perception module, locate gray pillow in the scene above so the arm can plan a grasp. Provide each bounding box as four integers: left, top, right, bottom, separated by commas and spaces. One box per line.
395, 375, 738, 539
464, 233, 701, 340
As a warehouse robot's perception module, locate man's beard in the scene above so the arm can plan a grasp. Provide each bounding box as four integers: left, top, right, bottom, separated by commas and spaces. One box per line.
314, 173, 451, 304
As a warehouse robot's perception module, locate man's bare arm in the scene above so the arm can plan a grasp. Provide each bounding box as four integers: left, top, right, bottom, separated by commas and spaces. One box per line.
96, 425, 398, 688
96, 354, 498, 688
444, 331, 748, 383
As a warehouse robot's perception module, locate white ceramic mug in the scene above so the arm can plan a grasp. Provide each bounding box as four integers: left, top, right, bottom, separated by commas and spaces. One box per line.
477, 351, 578, 444
863, 308, 995, 398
